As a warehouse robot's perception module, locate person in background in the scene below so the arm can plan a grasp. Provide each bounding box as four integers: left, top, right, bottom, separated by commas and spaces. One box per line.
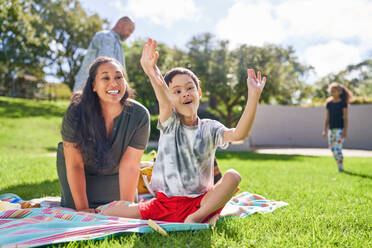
322, 82, 353, 172
73, 16, 135, 92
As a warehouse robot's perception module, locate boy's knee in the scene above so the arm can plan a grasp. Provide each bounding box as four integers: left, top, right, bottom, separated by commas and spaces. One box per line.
224, 169, 241, 184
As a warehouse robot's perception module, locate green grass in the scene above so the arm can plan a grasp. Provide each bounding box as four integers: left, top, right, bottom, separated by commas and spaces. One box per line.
0, 96, 371, 247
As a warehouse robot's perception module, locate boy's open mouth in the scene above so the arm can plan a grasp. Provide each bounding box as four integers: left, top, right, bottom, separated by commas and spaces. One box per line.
183, 100, 192, 105
106, 90, 120, 95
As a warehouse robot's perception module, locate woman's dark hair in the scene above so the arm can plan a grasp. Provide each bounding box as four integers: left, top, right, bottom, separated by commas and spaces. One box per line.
70, 56, 133, 170
327, 82, 353, 104
163, 67, 200, 89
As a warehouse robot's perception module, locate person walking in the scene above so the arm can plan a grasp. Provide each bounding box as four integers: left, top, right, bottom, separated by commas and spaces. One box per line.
322, 82, 353, 172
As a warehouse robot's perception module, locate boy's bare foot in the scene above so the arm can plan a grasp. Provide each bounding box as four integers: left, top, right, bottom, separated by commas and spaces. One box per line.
208, 214, 220, 226
184, 213, 203, 223
184, 213, 220, 225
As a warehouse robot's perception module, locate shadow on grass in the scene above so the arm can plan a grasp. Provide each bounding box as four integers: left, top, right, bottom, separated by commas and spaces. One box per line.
216, 151, 305, 161
342, 170, 372, 180
0, 98, 66, 118
0, 179, 61, 200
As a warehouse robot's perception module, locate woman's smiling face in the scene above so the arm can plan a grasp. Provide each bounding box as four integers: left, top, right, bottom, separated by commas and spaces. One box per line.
93, 61, 126, 104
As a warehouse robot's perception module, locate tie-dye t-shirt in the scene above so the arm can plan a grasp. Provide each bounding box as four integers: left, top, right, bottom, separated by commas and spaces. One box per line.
149, 112, 229, 197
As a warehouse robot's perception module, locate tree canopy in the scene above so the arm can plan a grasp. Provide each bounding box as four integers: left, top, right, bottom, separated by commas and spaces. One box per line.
312, 59, 372, 103
1, 1, 371, 121
0, 0, 106, 94
0, 0, 52, 93
184, 33, 313, 126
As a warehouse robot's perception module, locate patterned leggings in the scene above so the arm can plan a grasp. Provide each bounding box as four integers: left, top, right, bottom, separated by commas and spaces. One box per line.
328, 128, 344, 171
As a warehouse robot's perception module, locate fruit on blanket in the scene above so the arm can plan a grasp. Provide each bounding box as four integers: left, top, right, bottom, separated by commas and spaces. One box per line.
21, 202, 41, 208
21, 202, 31, 208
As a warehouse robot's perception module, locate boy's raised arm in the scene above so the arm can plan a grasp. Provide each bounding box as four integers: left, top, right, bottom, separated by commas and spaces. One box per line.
223, 69, 266, 143
140, 38, 173, 123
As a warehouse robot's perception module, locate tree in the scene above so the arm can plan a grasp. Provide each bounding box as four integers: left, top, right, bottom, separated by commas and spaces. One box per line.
204, 39, 235, 125
186, 33, 214, 87
313, 59, 372, 103
0, 0, 106, 94
346, 59, 372, 97
0, 0, 52, 94
186, 33, 312, 127
33, 0, 106, 90
124, 40, 175, 114
186, 33, 234, 121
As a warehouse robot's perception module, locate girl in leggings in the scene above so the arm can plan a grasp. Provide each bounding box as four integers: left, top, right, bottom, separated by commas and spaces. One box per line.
322, 82, 353, 172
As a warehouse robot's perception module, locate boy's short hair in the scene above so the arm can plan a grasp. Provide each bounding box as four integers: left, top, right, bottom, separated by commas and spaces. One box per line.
163, 67, 200, 89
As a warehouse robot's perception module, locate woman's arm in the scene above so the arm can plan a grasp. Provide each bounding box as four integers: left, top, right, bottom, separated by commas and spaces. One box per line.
118, 146, 144, 201
342, 107, 348, 138
323, 109, 330, 137
63, 141, 94, 212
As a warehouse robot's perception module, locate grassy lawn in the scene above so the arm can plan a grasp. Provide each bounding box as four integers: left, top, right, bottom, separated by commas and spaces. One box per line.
0, 96, 371, 247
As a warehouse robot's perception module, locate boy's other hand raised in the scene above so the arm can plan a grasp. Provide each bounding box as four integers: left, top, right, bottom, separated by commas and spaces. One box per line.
247, 69, 266, 97
140, 38, 163, 85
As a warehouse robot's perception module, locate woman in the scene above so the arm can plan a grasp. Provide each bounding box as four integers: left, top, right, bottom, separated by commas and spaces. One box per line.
57, 57, 150, 212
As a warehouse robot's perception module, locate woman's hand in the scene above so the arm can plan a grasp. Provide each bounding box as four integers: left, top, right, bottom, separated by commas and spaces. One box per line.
322, 130, 327, 137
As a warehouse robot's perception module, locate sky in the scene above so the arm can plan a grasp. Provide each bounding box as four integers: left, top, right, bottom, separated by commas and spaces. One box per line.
78, 0, 372, 83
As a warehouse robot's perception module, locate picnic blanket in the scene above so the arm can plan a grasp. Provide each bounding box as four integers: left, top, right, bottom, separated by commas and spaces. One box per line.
0, 192, 288, 247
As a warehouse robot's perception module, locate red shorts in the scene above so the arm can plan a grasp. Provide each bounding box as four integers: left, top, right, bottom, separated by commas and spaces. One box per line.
139, 192, 223, 223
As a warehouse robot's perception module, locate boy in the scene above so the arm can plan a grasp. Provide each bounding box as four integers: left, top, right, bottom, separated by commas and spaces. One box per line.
102, 38, 266, 223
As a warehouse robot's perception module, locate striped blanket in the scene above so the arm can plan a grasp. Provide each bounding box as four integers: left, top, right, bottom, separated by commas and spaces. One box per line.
0, 192, 287, 247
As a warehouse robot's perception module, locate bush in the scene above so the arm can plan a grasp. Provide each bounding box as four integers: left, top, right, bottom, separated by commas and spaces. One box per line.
303, 96, 372, 107
351, 96, 372, 105
150, 115, 160, 141
41, 83, 72, 101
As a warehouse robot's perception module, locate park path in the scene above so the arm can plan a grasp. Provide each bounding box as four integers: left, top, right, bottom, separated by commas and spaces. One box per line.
253, 147, 372, 157
42, 147, 372, 158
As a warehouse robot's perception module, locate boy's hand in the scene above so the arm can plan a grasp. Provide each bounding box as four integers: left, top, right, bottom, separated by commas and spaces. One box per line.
140, 38, 163, 85
247, 69, 266, 97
